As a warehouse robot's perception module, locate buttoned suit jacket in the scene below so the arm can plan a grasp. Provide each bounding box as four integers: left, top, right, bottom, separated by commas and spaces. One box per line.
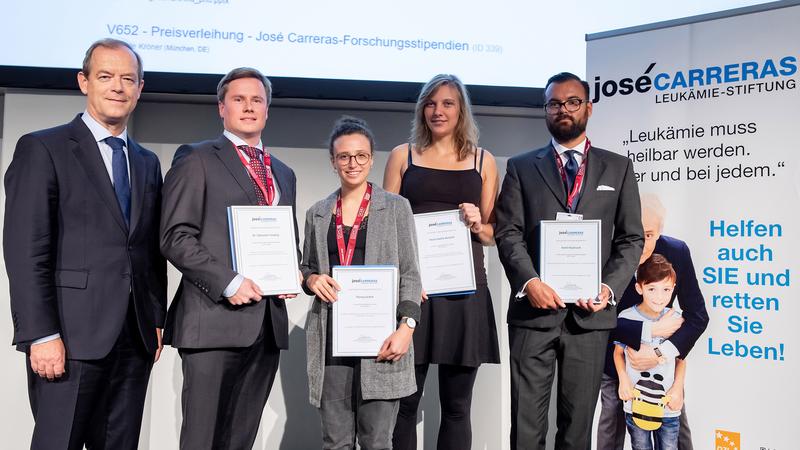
160, 135, 298, 350
495, 143, 644, 330
4, 115, 167, 359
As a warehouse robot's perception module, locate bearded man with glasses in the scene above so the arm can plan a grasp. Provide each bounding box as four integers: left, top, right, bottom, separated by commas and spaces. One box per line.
495, 71, 644, 450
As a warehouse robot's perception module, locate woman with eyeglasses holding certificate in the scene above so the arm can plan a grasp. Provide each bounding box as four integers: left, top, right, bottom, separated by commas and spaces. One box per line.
383, 74, 501, 450
301, 116, 422, 450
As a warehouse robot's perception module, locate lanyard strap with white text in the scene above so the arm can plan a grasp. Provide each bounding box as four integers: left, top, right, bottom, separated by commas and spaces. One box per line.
553, 138, 591, 211
335, 182, 372, 266
235, 145, 276, 205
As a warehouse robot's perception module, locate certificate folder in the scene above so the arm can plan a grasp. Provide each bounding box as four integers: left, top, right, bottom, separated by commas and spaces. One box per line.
227, 205, 301, 296
539, 219, 601, 302
331, 265, 398, 357
413, 210, 477, 297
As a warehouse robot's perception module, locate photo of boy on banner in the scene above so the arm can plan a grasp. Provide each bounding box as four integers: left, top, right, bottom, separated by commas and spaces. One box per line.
614, 254, 685, 450
598, 194, 709, 450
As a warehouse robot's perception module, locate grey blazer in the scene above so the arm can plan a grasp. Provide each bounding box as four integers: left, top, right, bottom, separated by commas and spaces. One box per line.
301, 185, 422, 407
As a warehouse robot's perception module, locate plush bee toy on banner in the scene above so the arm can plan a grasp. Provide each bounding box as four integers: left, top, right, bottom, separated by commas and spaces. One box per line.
631, 372, 672, 431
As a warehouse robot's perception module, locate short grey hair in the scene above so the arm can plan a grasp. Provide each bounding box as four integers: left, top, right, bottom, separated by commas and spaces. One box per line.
640, 193, 666, 232
217, 67, 272, 104
82, 38, 143, 81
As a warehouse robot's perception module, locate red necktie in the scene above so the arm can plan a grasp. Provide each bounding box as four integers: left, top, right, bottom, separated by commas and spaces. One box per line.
238, 145, 274, 206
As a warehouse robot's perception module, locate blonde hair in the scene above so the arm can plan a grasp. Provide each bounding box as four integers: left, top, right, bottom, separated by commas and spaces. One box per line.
411, 74, 479, 161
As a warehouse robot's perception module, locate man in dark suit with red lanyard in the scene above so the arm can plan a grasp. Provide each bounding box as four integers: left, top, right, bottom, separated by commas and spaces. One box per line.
496, 72, 644, 450
4, 39, 167, 449
160, 67, 300, 450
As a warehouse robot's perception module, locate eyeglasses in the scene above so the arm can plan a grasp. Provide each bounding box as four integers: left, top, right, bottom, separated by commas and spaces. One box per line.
544, 98, 586, 114
335, 153, 371, 166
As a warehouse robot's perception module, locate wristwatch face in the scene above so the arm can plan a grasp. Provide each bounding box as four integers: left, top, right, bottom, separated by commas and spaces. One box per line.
654, 347, 663, 357
404, 317, 417, 329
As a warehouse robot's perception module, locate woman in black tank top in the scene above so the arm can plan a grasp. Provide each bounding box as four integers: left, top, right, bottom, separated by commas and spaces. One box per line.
383, 74, 501, 450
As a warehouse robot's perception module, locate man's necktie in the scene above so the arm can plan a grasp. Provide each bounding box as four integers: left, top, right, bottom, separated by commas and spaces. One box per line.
105, 137, 130, 225
238, 145, 273, 206
564, 150, 579, 194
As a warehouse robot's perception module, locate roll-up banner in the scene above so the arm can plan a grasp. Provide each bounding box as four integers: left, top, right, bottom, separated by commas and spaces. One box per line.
587, 2, 799, 449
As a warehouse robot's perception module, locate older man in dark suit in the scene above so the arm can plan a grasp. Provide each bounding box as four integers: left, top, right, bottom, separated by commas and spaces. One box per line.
160, 67, 300, 450
496, 72, 643, 450
4, 39, 166, 449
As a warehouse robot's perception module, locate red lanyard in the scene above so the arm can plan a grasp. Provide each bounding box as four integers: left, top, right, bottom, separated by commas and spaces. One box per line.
553, 138, 591, 211
235, 145, 275, 205
335, 182, 372, 266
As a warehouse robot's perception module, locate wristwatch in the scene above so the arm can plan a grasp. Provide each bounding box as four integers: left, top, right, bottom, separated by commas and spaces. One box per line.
654, 347, 666, 365
401, 317, 417, 329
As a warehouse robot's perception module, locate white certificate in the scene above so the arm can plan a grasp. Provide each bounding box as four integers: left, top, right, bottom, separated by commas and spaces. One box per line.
539, 220, 601, 302
414, 210, 476, 296
227, 205, 301, 296
332, 265, 397, 357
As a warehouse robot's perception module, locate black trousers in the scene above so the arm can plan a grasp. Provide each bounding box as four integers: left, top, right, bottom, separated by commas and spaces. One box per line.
27, 302, 153, 450
393, 363, 479, 450
178, 315, 281, 450
509, 317, 609, 450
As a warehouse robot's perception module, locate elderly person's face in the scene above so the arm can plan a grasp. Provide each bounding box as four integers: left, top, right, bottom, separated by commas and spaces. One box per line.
640, 207, 663, 264
78, 45, 143, 129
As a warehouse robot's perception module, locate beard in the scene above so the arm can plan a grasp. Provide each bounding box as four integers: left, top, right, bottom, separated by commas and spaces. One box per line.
546, 113, 587, 143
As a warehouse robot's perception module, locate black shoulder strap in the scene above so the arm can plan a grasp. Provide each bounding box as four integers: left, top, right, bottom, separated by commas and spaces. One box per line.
407, 143, 413, 166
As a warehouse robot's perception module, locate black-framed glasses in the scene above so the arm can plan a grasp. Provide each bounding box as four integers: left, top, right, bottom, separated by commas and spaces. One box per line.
335, 153, 371, 166
544, 98, 586, 114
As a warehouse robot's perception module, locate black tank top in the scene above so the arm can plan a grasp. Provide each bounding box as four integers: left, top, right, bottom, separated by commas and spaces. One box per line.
399, 145, 487, 284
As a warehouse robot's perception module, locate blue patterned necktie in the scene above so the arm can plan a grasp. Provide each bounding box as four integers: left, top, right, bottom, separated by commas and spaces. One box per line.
564, 150, 579, 194
105, 137, 131, 226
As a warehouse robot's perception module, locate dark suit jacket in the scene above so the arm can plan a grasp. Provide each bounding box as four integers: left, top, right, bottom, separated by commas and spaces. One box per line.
4, 115, 167, 359
604, 235, 710, 377
495, 143, 643, 330
160, 135, 298, 350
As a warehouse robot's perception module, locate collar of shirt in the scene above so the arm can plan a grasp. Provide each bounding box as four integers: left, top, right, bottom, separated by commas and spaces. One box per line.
223, 130, 281, 202
82, 111, 129, 146
633, 304, 675, 322
224, 130, 264, 162
551, 137, 587, 165
82, 111, 129, 184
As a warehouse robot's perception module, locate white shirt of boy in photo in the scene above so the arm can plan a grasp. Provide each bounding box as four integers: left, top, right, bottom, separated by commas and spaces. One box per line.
615, 306, 682, 418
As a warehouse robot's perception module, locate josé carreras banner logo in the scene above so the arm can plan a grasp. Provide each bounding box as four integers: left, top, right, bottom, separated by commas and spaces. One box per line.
591, 57, 797, 104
